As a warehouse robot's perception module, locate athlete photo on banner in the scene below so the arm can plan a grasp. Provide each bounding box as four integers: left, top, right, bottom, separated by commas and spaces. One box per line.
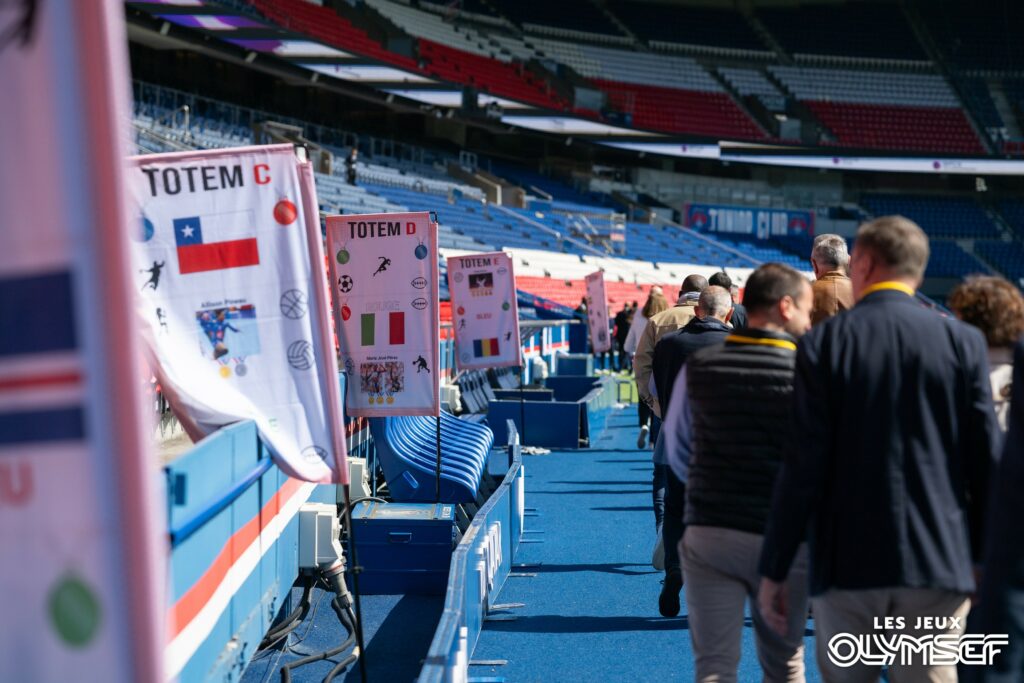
128, 144, 348, 484
326, 212, 440, 417
447, 251, 521, 370
585, 270, 611, 353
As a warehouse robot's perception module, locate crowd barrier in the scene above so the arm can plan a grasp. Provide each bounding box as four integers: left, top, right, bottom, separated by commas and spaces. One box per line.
417, 423, 526, 683
486, 375, 616, 448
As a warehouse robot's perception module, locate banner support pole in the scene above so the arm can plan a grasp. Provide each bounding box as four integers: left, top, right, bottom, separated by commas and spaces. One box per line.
435, 414, 442, 503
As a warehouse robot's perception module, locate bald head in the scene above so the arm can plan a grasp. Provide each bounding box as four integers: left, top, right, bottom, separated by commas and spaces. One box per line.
680, 274, 708, 299
698, 285, 733, 321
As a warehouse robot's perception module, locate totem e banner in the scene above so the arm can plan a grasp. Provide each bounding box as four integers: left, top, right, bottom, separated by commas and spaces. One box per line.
585, 270, 611, 353
129, 144, 348, 484
0, 1, 165, 680
326, 212, 441, 417
447, 252, 521, 370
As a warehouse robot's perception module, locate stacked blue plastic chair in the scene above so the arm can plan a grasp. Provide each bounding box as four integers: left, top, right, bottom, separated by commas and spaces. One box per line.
369, 412, 493, 503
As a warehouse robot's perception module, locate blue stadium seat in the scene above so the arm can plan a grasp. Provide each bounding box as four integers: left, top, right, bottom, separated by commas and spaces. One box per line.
369, 413, 493, 504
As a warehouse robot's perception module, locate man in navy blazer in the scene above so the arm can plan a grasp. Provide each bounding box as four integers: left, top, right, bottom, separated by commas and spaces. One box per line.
757, 216, 1000, 682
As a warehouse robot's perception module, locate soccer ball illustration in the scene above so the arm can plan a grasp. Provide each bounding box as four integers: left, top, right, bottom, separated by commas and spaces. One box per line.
339, 275, 354, 293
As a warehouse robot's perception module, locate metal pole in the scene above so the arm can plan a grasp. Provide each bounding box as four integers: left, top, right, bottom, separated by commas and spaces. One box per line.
435, 414, 442, 503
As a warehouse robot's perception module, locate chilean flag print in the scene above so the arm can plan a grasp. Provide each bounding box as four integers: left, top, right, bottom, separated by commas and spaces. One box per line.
173, 215, 260, 274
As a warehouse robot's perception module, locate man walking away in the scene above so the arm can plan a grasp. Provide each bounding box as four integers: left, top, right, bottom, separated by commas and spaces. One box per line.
651, 285, 733, 616
634, 274, 708, 420
613, 303, 632, 371
709, 271, 747, 331
809, 234, 854, 326
671, 264, 814, 681
758, 216, 999, 683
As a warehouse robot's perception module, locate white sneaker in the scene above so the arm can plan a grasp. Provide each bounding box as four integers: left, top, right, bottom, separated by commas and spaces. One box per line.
652, 533, 665, 571
637, 424, 649, 449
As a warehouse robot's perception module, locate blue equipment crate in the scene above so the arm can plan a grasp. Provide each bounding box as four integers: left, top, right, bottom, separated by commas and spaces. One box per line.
350, 502, 458, 595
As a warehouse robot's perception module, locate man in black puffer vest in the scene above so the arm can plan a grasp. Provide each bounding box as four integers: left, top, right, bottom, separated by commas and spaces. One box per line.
665, 263, 814, 682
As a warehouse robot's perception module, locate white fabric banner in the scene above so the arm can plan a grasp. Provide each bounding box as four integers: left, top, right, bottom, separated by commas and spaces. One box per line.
326, 212, 440, 417
128, 145, 348, 484
447, 252, 521, 370
0, 1, 165, 680
585, 270, 611, 353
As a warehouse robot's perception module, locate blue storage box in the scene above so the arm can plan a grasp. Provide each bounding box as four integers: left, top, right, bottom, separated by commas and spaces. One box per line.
350, 502, 458, 595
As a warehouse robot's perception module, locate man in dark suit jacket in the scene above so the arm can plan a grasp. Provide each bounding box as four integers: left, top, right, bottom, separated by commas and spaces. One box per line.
757, 216, 1000, 682
973, 340, 1024, 681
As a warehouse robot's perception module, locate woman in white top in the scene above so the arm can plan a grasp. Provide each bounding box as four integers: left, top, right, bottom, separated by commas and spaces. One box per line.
628, 287, 668, 447
949, 276, 1024, 434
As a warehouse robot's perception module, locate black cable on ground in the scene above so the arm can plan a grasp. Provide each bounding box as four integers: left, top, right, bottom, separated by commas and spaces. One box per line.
341, 484, 369, 683
322, 607, 359, 683
259, 577, 313, 650
279, 597, 356, 683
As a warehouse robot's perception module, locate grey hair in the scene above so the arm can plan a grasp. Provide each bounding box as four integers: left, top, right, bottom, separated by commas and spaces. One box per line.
699, 285, 733, 319
811, 234, 850, 270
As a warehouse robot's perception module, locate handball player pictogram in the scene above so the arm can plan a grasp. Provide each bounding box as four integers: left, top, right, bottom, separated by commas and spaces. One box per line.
140, 260, 165, 291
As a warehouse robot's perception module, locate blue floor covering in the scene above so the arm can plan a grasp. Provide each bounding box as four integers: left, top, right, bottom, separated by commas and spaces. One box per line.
240, 588, 442, 682
469, 407, 822, 682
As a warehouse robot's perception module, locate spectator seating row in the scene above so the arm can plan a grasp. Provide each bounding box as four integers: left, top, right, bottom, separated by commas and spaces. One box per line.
718, 67, 787, 112
861, 194, 1001, 239
369, 412, 492, 504
364, 0, 514, 63
769, 66, 982, 153
593, 80, 764, 139
249, 0, 418, 70
417, 39, 566, 110
924, 240, 992, 279
975, 241, 1024, 286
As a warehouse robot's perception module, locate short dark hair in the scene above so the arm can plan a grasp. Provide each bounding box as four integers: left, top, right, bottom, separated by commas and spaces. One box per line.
854, 216, 929, 280
681, 274, 708, 295
709, 271, 733, 290
742, 263, 808, 314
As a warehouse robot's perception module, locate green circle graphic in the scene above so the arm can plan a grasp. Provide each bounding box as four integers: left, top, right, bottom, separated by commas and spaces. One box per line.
49, 575, 101, 647
336, 249, 350, 264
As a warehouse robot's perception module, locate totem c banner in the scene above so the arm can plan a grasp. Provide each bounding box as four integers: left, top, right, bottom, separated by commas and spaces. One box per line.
585, 270, 611, 353
326, 212, 440, 417
128, 144, 348, 484
0, 1, 165, 680
447, 252, 521, 370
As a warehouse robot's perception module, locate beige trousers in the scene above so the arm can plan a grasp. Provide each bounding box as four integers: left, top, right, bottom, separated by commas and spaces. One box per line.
812, 587, 971, 683
681, 525, 810, 683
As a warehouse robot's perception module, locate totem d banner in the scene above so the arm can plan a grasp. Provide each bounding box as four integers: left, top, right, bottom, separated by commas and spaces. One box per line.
447, 252, 521, 370
128, 144, 348, 484
326, 212, 440, 417
585, 270, 612, 353
0, 1, 165, 681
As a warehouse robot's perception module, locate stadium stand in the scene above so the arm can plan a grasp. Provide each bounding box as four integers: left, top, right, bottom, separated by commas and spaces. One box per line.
718, 66, 788, 112
489, 0, 626, 40
756, 2, 928, 62
919, 1, 1024, 72
861, 194, 1002, 239
248, 0, 418, 69
770, 66, 984, 153
608, 1, 767, 54
975, 240, 1024, 286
